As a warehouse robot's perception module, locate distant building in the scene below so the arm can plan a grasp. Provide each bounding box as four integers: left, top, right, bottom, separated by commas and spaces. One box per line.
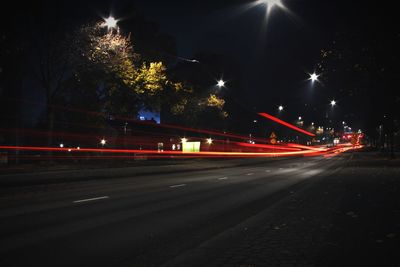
138, 109, 160, 124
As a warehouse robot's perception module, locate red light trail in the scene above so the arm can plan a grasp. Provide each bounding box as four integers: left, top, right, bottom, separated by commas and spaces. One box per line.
258, 112, 316, 137
0, 144, 361, 159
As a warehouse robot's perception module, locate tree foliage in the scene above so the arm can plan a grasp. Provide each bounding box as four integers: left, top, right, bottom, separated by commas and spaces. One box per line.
69, 22, 172, 117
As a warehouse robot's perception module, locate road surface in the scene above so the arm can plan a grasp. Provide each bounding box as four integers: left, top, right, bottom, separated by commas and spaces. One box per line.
0, 152, 399, 266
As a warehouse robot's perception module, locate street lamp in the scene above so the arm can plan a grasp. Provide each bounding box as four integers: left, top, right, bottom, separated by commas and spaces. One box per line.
102, 16, 118, 31
256, 0, 284, 15
217, 79, 226, 88
278, 105, 284, 111
177, 56, 199, 63
206, 138, 213, 145
181, 137, 187, 143
330, 100, 336, 107
100, 139, 106, 146
298, 116, 302, 120
309, 72, 320, 83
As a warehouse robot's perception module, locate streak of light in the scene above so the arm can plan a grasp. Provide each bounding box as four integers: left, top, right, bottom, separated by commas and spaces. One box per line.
0, 143, 362, 159
2, 97, 272, 143
258, 112, 316, 137
3, 97, 271, 143
169, 184, 186, 188
73, 196, 109, 204
236, 142, 302, 151
0, 145, 323, 158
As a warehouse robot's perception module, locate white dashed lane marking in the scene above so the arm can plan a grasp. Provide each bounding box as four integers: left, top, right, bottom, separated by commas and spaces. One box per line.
169, 184, 187, 188
73, 196, 109, 204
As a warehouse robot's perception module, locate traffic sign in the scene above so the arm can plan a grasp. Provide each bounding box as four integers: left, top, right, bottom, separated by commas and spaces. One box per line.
270, 132, 277, 144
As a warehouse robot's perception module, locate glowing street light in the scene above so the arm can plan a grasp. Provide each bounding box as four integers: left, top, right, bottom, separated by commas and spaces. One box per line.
181, 137, 188, 143
59, 143, 64, 148
309, 72, 320, 83
206, 138, 213, 145
278, 105, 284, 111
217, 79, 226, 88
102, 16, 118, 31
330, 100, 337, 107
256, 0, 284, 15
177, 56, 199, 63
100, 139, 107, 146
298, 116, 302, 120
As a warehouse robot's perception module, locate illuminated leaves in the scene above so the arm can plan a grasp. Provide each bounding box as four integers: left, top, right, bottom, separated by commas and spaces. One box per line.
70, 22, 174, 115
204, 94, 225, 109
69, 21, 228, 122
134, 62, 167, 95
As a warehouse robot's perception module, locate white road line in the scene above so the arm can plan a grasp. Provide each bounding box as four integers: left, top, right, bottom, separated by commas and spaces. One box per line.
246, 173, 254, 176
218, 177, 228, 180
265, 170, 271, 173
73, 196, 109, 204
169, 184, 187, 188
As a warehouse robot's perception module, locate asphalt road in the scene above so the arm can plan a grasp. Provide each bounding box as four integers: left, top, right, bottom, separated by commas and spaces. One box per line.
0, 152, 399, 266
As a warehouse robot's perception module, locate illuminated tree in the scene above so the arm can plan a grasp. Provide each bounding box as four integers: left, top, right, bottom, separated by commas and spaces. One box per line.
70, 22, 171, 117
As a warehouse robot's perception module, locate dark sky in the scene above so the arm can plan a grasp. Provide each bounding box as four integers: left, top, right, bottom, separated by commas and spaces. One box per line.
103, 0, 396, 130
2, 0, 397, 133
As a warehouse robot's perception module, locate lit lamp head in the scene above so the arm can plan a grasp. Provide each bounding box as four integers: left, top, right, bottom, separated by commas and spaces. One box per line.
256, 0, 284, 14
217, 79, 225, 88
102, 16, 118, 31
309, 72, 319, 83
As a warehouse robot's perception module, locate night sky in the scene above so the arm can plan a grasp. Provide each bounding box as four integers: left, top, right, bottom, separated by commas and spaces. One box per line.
1, 0, 398, 135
